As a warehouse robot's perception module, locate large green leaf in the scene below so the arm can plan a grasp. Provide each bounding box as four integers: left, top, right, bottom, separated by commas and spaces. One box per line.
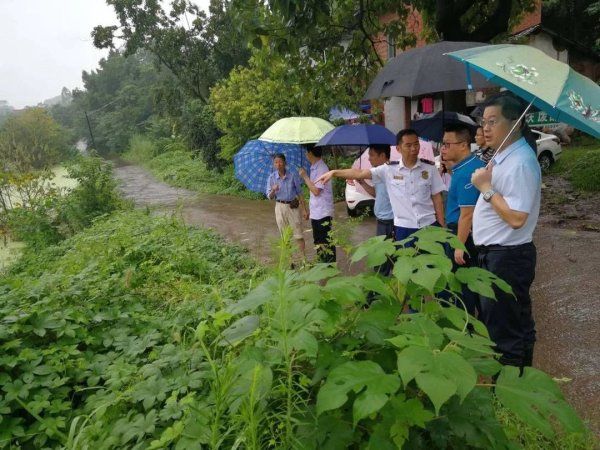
296, 264, 340, 282
392, 256, 414, 285
388, 315, 445, 350
361, 274, 395, 300
496, 366, 586, 437
351, 235, 396, 268
455, 267, 513, 300
415, 253, 453, 273
411, 226, 466, 252
324, 277, 365, 306
410, 267, 442, 294
316, 361, 400, 425
218, 315, 259, 346
396, 347, 477, 414
356, 300, 402, 345
443, 328, 497, 355
290, 329, 318, 358
226, 276, 278, 314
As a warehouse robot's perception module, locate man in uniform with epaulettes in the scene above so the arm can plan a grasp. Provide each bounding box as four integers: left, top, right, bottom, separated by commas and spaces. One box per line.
316, 129, 446, 245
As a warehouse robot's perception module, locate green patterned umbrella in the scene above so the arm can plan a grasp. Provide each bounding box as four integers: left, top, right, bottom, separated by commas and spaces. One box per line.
447, 44, 600, 138
259, 117, 335, 144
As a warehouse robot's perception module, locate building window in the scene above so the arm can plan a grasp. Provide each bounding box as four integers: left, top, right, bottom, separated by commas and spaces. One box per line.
387, 34, 396, 60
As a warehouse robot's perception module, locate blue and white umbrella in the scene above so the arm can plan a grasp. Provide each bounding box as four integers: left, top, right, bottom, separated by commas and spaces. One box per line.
233, 140, 311, 193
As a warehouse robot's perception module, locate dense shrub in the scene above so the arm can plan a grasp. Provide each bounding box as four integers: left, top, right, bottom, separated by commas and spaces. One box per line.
0, 221, 593, 449
2, 156, 123, 249
127, 134, 158, 162
0, 108, 71, 172
179, 100, 225, 171
0, 210, 262, 449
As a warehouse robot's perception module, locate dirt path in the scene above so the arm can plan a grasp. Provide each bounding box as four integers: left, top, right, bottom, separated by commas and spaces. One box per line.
113, 161, 600, 433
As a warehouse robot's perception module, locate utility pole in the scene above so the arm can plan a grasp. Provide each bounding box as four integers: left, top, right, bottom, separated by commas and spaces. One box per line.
84, 111, 97, 150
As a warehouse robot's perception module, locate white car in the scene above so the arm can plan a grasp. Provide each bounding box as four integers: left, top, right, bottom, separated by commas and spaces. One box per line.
469, 129, 561, 170
345, 178, 375, 217
532, 129, 562, 170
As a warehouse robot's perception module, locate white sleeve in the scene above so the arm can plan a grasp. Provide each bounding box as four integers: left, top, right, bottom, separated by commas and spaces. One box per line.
430, 168, 446, 194
501, 163, 540, 213
370, 165, 387, 184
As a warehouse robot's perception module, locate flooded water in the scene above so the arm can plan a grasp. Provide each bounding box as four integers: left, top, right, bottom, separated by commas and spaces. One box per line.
0, 166, 78, 269
113, 160, 600, 433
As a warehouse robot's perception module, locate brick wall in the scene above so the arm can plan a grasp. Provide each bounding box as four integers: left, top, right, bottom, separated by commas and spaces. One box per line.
513, 1, 542, 34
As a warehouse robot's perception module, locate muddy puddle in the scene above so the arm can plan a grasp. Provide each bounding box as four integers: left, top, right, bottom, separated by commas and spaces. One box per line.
113, 160, 600, 433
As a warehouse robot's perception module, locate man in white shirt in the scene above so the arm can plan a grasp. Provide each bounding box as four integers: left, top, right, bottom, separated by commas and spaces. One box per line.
317, 129, 446, 244
471, 93, 541, 370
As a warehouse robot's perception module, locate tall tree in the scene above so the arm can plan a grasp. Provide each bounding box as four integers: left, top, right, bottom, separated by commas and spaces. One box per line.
231, 0, 536, 108
432, 0, 537, 41
542, 0, 600, 53
93, 0, 250, 103
69, 50, 166, 153
0, 108, 69, 171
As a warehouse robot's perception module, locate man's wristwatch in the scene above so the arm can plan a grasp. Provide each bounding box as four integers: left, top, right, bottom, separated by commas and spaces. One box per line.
482, 188, 496, 202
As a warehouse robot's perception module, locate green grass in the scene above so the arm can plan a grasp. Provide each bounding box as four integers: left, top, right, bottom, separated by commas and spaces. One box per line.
550, 137, 600, 192
0, 209, 265, 448
0, 237, 25, 270
496, 403, 597, 450
124, 135, 263, 200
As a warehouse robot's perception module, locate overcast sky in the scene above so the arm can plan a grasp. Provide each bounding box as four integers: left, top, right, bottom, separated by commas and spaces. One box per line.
0, 0, 208, 108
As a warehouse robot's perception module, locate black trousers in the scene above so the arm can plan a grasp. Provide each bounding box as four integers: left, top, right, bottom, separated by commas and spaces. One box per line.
445, 223, 480, 316
477, 242, 537, 368
375, 219, 394, 276
311, 217, 336, 263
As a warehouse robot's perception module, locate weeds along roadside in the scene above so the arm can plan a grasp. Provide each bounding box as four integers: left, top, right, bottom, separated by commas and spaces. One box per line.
0, 207, 265, 448
549, 136, 600, 192
0, 200, 596, 448
123, 134, 263, 200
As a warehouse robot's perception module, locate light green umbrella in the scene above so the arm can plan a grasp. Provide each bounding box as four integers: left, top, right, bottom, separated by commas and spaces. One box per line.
259, 117, 335, 144
446, 44, 600, 138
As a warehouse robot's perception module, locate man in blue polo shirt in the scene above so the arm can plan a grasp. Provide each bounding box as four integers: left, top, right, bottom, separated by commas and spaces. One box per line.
355, 144, 394, 275
441, 124, 485, 315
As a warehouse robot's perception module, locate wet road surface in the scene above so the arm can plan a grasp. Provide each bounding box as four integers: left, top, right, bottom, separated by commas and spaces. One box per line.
113, 161, 599, 433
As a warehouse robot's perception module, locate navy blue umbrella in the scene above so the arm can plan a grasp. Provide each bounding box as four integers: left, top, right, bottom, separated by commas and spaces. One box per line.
316, 124, 396, 147
233, 140, 310, 193
411, 111, 478, 142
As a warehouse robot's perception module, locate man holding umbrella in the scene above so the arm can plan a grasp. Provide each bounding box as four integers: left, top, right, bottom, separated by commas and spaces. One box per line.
470, 93, 541, 370
266, 153, 308, 259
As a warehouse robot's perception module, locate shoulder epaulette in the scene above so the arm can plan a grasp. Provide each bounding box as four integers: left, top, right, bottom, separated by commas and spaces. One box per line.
420, 158, 434, 165
389, 161, 400, 165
